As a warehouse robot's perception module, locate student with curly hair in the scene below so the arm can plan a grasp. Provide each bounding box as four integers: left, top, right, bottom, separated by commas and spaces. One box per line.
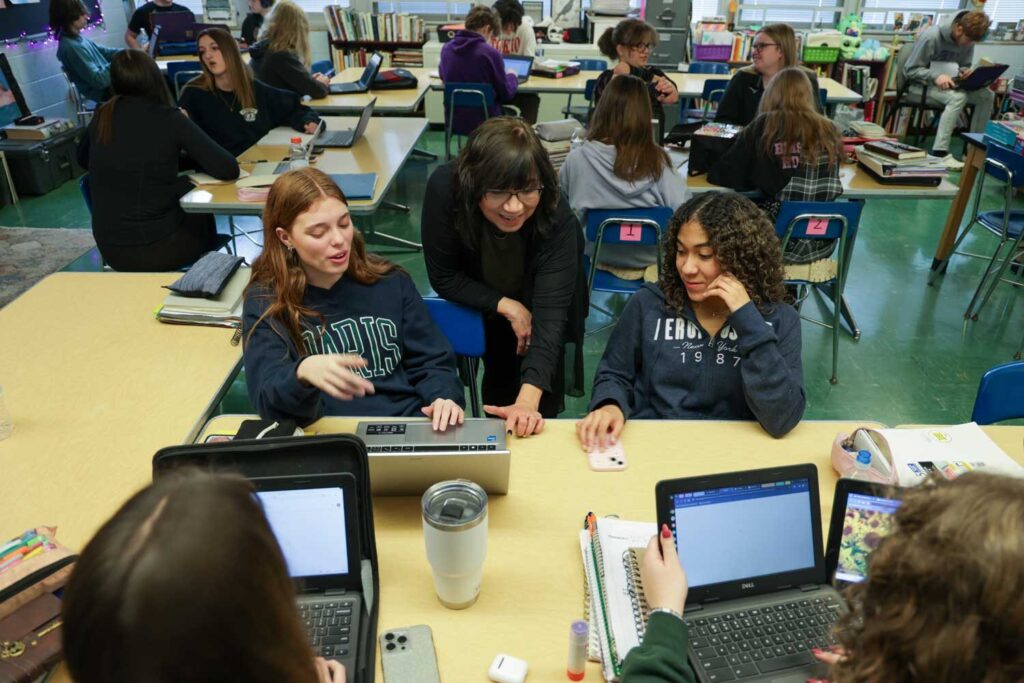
576, 192, 805, 447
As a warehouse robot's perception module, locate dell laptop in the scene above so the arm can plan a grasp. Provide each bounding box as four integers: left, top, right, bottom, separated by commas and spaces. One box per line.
824, 478, 902, 589
503, 55, 534, 84
330, 53, 383, 95
314, 98, 376, 148
356, 418, 510, 495
656, 464, 845, 683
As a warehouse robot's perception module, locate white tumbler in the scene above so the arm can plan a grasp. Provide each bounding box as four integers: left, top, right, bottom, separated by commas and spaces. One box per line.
422, 480, 488, 609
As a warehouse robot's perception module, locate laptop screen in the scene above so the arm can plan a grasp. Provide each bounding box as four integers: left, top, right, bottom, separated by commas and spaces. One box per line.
504, 56, 532, 78
257, 487, 351, 578
359, 53, 383, 86
833, 492, 901, 584
669, 478, 816, 589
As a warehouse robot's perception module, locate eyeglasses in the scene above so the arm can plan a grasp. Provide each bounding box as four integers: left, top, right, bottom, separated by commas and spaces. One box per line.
751, 42, 779, 52
483, 187, 544, 205
629, 42, 655, 52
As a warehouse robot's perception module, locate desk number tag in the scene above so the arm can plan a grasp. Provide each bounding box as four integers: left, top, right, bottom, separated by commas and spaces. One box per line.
806, 218, 830, 236
618, 223, 643, 242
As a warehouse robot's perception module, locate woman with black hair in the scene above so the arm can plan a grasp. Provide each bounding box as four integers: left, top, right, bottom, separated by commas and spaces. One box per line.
77, 49, 239, 271
422, 118, 587, 436
52, 0, 121, 102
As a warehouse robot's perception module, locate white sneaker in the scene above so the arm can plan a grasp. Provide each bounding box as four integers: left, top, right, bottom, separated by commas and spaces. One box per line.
941, 155, 965, 171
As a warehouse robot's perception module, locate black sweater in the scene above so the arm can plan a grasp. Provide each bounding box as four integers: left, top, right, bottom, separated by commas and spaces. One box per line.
421, 163, 587, 396
715, 68, 822, 126
77, 96, 238, 247
249, 41, 330, 99
178, 79, 319, 157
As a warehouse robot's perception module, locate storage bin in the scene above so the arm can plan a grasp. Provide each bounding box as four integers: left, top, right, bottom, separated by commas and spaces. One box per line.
693, 44, 732, 62
802, 46, 840, 64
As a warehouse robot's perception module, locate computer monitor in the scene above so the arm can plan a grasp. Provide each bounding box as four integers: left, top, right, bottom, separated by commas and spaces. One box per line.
0, 54, 31, 129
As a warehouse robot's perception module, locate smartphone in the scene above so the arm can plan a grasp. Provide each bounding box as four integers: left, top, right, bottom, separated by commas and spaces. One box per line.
587, 441, 627, 471
380, 624, 441, 683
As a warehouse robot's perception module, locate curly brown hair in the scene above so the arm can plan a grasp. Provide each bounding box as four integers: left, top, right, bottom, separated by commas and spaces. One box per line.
832, 472, 1024, 683
659, 192, 787, 313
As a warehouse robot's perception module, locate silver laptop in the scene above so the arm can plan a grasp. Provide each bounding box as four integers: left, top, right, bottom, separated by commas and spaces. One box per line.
315, 98, 376, 148
356, 418, 510, 496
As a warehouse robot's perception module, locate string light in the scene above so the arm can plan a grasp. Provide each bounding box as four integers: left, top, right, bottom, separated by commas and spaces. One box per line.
2, 4, 106, 50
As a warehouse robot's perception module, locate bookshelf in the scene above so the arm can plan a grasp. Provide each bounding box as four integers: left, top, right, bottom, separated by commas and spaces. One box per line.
323, 7, 427, 69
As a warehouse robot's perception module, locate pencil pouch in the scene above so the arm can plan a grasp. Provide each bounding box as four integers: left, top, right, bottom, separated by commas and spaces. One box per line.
165, 252, 245, 298
831, 429, 899, 484
0, 527, 76, 623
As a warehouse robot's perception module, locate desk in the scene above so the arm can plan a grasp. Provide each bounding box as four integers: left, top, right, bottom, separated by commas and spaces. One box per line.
0, 273, 241, 549
929, 132, 987, 275
309, 67, 431, 115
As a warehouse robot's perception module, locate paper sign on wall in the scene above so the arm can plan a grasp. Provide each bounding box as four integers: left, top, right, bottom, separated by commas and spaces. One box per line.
618, 223, 642, 242
806, 218, 830, 236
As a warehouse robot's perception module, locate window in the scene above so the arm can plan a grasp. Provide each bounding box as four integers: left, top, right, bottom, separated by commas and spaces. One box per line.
176, 0, 205, 16
859, 0, 962, 29
690, 0, 722, 23
983, 0, 1024, 24
736, 0, 843, 27
374, 0, 471, 20
293, 0, 351, 11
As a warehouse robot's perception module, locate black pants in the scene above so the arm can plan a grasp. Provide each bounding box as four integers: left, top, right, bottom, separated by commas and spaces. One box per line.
482, 313, 563, 418
98, 214, 219, 272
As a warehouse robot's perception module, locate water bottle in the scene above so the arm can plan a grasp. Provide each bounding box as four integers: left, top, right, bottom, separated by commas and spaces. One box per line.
570, 126, 585, 151
288, 137, 308, 170
849, 450, 873, 481
0, 385, 12, 441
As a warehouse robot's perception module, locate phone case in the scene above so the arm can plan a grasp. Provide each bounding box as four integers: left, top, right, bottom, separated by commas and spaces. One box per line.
380, 624, 441, 683
587, 442, 627, 471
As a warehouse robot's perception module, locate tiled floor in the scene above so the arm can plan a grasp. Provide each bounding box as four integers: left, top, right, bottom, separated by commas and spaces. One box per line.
3, 130, 1022, 426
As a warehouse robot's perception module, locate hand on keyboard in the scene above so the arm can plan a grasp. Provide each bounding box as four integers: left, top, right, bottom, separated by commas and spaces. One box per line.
315, 657, 346, 682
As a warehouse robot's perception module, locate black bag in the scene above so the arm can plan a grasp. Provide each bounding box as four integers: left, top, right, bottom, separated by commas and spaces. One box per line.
152, 435, 380, 683
372, 68, 418, 90
688, 131, 739, 176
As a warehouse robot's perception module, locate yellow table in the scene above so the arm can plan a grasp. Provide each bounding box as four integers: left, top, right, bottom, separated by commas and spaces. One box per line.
310, 67, 432, 114
0, 273, 241, 549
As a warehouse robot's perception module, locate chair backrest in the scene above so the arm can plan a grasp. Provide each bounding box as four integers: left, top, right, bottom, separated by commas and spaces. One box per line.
774, 200, 863, 243
688, 61, 729, 74
585, 206, 674, 245
311, 59, 333, 75
984, 142, 1024, 189
166, 60, 202, 79
443, 82, 495, 136
572, 58, 607, 71
701, 78, 730, 102
971, 360, 1024, 424
79, 174, 92, 214
818, 88, 827, 112
584, 78, 598, 102
893, 43, 914, 92
423, 296, 486, 358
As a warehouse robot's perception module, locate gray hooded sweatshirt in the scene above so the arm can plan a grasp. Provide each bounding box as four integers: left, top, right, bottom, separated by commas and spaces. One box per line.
560, 140, 690, 270
903, 12, 975, 86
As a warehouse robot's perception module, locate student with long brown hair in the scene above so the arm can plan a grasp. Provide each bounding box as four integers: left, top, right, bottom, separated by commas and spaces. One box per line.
715, 23, 821, 126
179, 27, 320, 157
250, 0, 330, 99
709, 67, 842, 264
560, 74, 689, 280
77, 49, 238, 271
243, 168, 465, 428
62, 471, 345, 683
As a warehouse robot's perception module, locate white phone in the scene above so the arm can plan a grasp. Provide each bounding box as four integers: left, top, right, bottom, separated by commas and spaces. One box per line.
587, 441, 628, 471
380, 624, 441, 683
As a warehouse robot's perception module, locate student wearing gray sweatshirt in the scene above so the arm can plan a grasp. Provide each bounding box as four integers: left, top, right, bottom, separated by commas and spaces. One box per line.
901, 10, 993, 167
560, 75, 689, 279
576, 192, 805, 449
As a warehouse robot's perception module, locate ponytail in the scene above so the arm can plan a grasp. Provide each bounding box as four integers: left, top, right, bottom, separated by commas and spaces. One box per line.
597, 27, 616, 60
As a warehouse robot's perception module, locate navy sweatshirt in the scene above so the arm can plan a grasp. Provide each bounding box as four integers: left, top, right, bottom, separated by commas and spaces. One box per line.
588, 283, 805, 437
242, 272, 465, 425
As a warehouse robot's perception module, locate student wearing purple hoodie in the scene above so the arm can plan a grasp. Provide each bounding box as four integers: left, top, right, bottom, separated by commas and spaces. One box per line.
439, 5, 518, 134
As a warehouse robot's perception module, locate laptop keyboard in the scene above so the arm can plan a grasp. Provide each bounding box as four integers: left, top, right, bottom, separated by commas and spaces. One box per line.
317, 131, 354, 147
684, 595, 842, 681
299, 598, 357, 659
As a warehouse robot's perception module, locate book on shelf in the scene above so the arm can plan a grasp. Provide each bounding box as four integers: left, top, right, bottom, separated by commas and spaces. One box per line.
862, 140, 926, 160
323, 6, 425, 45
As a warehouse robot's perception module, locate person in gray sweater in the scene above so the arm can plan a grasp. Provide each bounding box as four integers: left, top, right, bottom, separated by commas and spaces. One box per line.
576, 192, 805, 449
901, 10, 993, 167
560, 75, 689, 279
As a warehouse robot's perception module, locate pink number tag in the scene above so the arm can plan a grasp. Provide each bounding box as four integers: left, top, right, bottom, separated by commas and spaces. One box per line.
619, 223, 642, 242
806, 218, 830, 236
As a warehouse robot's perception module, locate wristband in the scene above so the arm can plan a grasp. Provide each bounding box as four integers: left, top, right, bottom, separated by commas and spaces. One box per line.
648, 607, 684, 622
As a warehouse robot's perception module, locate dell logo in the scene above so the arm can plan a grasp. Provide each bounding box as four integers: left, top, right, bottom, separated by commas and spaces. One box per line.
741, 582, 755, 590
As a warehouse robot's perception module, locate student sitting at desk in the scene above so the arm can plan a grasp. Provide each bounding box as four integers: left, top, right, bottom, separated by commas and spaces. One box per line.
244, 168, 466, 429
241, 0, 275, 46
577, 192, 804, 447
62, 471, 346, 683
52, 0, 122, 103
593, 19, 679, 141
179, 27, 320, 157
901, 10, 993, 170
78, 49, 239, 271
124, 0, 194, 49
714, 23, 821, 127
560, 74, 689, 282
249, 0, 330, 100
490, 0, 539, 123
708, 67, 843, 267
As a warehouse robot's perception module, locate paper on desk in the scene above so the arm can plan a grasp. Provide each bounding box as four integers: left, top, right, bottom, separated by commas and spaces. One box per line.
189, 169, 250, 186
874, 422, 1022, 486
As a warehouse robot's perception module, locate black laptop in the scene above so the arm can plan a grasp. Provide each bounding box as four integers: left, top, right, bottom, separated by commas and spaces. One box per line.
314, 98, 376, 148
823, 478, 902, 589
954, 63, 1009, 91
503, 55, 534, 84
656, 464, 845, 683
330, 53, 383, 94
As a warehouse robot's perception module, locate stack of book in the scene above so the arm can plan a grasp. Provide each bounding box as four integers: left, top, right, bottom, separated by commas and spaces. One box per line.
532, 59, 581, 78
984, 119, 1024, 154
323, 7, 425, 44
856, 141, 947, 186
540, 139, 571, 172
391, 49, 424, 68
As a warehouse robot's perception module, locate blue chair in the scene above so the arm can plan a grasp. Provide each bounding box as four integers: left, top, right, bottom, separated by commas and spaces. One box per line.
687, 61, 730, 74
682, 77, 729, 123
311, 59, 334, 76
819, 88, 828, 113
584, 207, 673, 324
79, 174, 92, 214
937, 143, 1024, 321
166, 60, 202, 101
775, 200, 864, 385
971, 360, 1024, 424
443, 82, 495, 161
423, 297, 486, 417
571, 58, 608, 71
563, 74, 603, 123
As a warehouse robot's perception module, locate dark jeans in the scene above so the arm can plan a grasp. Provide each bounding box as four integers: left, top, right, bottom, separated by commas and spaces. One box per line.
482, 312, 562, 418
98, 214, 220, 272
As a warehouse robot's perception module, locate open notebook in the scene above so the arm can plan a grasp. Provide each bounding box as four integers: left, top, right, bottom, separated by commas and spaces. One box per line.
579, 515, 656, 681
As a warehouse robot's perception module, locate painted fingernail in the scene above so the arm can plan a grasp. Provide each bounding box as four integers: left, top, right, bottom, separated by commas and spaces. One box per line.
811, 648, 822, 654
661, 524, 671, 538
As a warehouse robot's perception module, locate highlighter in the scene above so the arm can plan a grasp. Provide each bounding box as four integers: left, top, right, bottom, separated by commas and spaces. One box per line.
567, 619, 588, 680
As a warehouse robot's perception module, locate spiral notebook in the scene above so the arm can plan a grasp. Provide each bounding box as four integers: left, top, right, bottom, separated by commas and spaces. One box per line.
578, 515, 656, 681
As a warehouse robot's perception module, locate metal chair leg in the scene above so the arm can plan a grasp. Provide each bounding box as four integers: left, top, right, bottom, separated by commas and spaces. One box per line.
964, 240, 1007, 320
972, 233, 1024, 321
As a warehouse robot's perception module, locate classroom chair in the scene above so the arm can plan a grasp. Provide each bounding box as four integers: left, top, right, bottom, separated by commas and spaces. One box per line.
61, 70, 97, 128
584, 206, 673, 329
775, 200, 864, 385
687, 62, 730, 75
936, 143, 1024, 321
443, 82, 495, 161
819, 88, 827, 113
311, 59, 333, 76
79, 174, 92, 215
561, 59, 606, 123
971, 360, 1024, 424
166, 61, 203, 101
423, 296, 485, 417
682, 78, 729, 123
